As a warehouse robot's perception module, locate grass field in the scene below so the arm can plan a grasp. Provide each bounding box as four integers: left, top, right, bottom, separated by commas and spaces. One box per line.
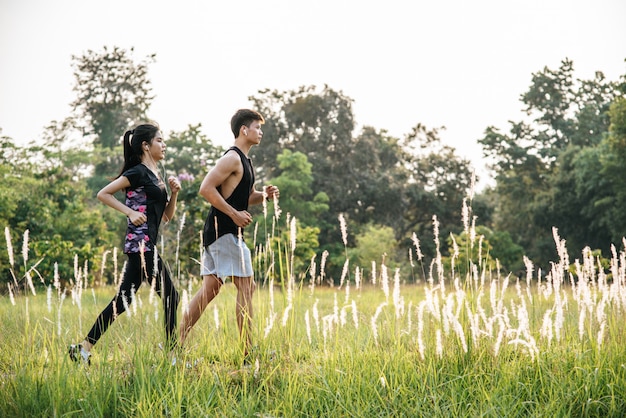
2, 239, 626, 417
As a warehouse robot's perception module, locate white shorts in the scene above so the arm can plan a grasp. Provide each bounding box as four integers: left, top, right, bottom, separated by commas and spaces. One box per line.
200, 234, 253, 280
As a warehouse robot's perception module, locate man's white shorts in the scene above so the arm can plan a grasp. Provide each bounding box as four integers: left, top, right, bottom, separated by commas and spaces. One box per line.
200, 234, 253, 280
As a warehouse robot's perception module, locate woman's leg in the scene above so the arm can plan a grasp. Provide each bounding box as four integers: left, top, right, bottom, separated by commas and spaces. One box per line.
152, 254, 180, 348
82, 253, 143, 350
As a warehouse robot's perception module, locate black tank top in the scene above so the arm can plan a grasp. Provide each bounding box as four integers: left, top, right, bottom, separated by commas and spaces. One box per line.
203, 146, 255, 246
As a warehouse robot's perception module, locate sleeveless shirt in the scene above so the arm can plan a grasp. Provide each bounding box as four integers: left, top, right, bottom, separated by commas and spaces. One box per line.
122, 164, 168, 254
202, 146, 255, 246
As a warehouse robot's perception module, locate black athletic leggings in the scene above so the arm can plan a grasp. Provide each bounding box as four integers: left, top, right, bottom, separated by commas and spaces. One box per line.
86, 251, 179, 347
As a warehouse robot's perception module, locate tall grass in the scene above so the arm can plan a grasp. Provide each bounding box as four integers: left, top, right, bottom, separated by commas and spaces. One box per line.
2, 203, 626, 416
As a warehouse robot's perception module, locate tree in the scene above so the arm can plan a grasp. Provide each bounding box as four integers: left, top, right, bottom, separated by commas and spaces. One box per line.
266, 149, 329, 226
479, 59, 622, 267
71, 46, 155, 149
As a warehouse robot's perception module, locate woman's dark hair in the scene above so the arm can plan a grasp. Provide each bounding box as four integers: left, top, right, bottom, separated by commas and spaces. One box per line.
118, 123, 160, 177
230, 109, 264, 138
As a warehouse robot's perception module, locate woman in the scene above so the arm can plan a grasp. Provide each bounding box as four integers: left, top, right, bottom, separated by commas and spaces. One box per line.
69, 123, 181, 364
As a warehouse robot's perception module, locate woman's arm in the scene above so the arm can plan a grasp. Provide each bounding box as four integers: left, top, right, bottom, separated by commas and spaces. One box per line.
97, 176, 147, 226
163, 176, 181, 223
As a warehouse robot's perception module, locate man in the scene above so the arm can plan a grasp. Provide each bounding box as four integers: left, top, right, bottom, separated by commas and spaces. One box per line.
179, 109, 279, 362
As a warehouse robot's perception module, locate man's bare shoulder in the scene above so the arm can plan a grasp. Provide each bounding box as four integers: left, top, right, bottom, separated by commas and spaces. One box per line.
215, 149, 243, 171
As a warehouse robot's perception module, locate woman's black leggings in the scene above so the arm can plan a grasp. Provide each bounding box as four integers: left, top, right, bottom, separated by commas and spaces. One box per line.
85, 252, 180, 347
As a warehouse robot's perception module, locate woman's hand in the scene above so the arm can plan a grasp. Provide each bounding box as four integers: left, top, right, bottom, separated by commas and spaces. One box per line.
168, 176, 181, 194
128, 210, 147, 226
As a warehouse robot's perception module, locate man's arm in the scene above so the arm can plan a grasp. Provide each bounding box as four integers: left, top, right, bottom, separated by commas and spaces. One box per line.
199, 152, 253, 228
248, 184, 280, 206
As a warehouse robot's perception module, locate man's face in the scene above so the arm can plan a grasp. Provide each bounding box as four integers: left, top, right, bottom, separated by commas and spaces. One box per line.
245, 121, 263, 144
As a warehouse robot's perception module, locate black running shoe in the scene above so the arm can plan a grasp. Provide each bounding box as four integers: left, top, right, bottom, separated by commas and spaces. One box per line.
68, 344, 91, 365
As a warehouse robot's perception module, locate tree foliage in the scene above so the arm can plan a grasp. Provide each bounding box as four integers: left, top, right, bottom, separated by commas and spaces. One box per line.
479, 58, 624, 266
71, 46, 155, 149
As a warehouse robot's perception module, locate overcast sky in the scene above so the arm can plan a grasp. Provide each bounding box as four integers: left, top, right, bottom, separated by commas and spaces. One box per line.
1, 0, 625, 187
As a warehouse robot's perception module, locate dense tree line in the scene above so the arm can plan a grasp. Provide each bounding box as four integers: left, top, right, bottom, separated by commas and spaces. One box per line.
1, 46, 624, 290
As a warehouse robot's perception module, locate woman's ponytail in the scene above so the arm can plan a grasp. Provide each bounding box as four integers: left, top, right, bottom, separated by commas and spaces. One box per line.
117, 124, 159, 177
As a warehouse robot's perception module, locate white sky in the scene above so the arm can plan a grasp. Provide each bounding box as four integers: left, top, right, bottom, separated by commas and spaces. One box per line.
1, 0, 625, 187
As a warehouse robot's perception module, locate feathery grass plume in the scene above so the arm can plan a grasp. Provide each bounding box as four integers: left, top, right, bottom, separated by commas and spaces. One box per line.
290, 216, 297, 252
281, 304, 292, 327
417, 301, 426, 359
411, 233, 424, 262
408, 248, 414, 268
174, 211, 186, 281
477, 234, 484, 269
338, 213, 348, 247
470, 216, 477, 249
320, 250, 329, 286
47, 285, 52, 313
213, 305, 220, 330
25, 270, 36, 295
541, 308, 554, 345
131, 286, 138, 316
149, 277, 156, 305
508, 338, 537, 361
469, 169, 476, 201
371, 302, 387, 345
450, 311, 468, 353
309, 255, 316, 294
351, 300, 359, 329
322, 315, 331, 349
405, 300, 413, 335
371, 261, 377, 285
22, 229, 29, 266
268, 275, 275, 316
432, 215, 440, 255
263, 311, 276, 339
262, 187, 268, 219
340, 305, 348, 327
379, 376, 387, 389
100, 250, 110, 285
305, 310, 312, 344
344, 268, 350, 304
238, 228, 246, 276
121, 290, 130, 316
56, 291, 66, 336
5, 226, 14, 268
493, 316, 506, 356
339, 259, 349, 289
8, 283, 15, 306
466, 302, 480, 348
450, 233, 459, 278
312, 299, 320, 333
597, 320, 606, 347
435, 328, 443, 359
442, 294, 453, 336
355, 266, 361, 290
462, 198, 469, 235
381, 264, 389, 300
393, 268, 404, 319
273, 194, 282, 221
333, 292, 339, 326
152, 249, 159, 286
83, 259, 89, 289
113, 246, 119, 286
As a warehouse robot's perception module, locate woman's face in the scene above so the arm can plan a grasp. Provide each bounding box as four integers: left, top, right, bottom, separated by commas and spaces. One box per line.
145, 131, 166, 161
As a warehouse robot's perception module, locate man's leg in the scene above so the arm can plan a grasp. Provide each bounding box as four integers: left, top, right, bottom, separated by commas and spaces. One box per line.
233, 276, 256, 356
179, 274, 222, 345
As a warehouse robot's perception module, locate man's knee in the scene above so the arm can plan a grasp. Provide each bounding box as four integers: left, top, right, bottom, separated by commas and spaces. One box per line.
203, 275, 222, 297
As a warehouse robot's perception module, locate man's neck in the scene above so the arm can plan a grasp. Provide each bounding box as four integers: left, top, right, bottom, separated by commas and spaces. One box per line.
233, 137, 253, 155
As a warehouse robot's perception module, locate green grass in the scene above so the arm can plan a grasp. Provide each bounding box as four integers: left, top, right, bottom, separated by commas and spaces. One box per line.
2, 273, 626, 417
